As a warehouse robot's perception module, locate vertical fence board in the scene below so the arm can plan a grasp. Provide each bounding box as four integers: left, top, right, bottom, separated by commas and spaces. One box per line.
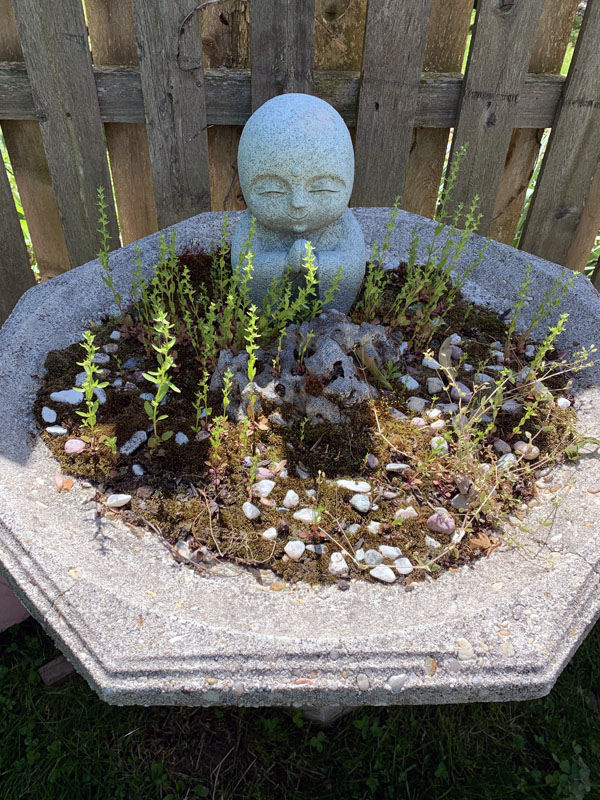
565, 162, 600, 272
403, 0, 473, 218
86, 0, 158, 245
202, 0, 250, 211
132, 0, 210, 228
352, 0, 432, 207
448, 0, 544, 232
11, 0, 119, 267
0, 158, 34, 323
521, 1, 600, 266
489, 0, 579, 245
0, 0, 68, 280
250, 0, 316, 111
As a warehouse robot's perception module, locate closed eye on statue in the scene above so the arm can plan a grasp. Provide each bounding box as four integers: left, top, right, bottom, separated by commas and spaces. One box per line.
253, 178, 288, 195
308, 177, 344, 193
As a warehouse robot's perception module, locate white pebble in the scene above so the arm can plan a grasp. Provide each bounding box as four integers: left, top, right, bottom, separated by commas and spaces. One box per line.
395, 505, 418, 521
429, 419, 446, 432
42, 406, 57, 423
425, 535, 441, 550
556, 397, 571, 409
411, 416, 426, 427
350, 494, 371, 513
379, 545, 402, 559
497, 453, 517, 470
74, 371, 87, 387
242, 501, 261, 520
430, 436, 448, 456
370, 565, 396, 583
175, 432, 189, 445
46, 425, 68, 436
50, 389, 82, 405
262, 527, 278, 541
407, 396, 427, 413
132, 463, 145, 476
109, 330, 121, 340
293, 508, 321, 524
364, 549, 383, 565
328, 552, 349, 576
284, 540, 305, 560
336, 479, 371, 493
394, 557, 413, 575
422, 356, 441, 369
251, 479, 275, 497
283, 489, 299, 508
367, 521, 381, 534
386, 462, 410, 472
106, 493, 131, 508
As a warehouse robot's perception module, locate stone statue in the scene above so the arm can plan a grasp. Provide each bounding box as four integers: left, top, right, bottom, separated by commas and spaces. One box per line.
231, 93, 366, 314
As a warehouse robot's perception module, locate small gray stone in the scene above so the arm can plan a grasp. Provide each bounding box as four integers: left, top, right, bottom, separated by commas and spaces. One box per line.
50, 389, 82, 405
122, 357, 138, 370
284, 540, 305, 560
425, 535, 441, 550
502, 399, 523, 414
132, 464, 145, 477
366, 453, 379, 469
357, 673, 370, 691
109, 330, 121, 340
370, 565, 396, 583
175, 432, 189, 445
450, 382, 472, 402
451, 494, 468, 511
120, 430, 147, 456
262, 527, 278, 541
242, 502, 261, 520
103, 343, 118, 354
269, 411, 288, 427
556, 397, 571, 409
306, 543, 328, 555
427, 377, 444, 395
328, 552, 349, 576
513, 441, 540, 461
94, 387, 107, 405
400, 375, 419, 392
41, 406, 56, 423
355, 548, 365, 561
422, 356, 441, 369
497, 452, 517, 470
494, 439, 511, 455
346, 523, 361, 534
92, 352, 110, 365
74, 371, 87, 387
364, 549, 384, 565
407, 396, 427, 413
389, 408, 408, 421
411, 416, 426, 427
106, 493, 131, 508
350, 494, 371, 513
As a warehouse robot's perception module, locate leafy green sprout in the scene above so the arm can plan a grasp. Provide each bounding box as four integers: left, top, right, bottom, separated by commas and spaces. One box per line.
96, 187, 122, 316
74, 330, 109, 449
141, 307, 180, 453
209, 368, 233, 462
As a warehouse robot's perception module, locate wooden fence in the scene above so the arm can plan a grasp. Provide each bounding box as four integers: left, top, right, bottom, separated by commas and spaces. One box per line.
1, 0, 600, 325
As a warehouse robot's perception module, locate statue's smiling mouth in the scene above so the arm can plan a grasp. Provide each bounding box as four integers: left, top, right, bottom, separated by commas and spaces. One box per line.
288, 213, 308, 221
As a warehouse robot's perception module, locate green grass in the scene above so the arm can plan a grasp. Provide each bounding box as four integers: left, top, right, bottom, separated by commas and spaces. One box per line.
1, 617, 598, 799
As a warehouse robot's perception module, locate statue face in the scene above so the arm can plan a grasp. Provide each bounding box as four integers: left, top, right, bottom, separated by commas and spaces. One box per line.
238, 94, 355, 235
246, 154, 350, 235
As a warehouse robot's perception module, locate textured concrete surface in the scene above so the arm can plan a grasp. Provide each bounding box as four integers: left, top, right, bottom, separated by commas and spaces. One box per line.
0, 208, 599, 709
232, 94, 366, 312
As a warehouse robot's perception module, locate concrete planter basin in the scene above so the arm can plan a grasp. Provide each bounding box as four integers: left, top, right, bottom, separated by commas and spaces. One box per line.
1, 208, 599, 710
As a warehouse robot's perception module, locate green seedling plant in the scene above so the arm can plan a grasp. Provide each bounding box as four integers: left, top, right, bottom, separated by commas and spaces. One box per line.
192, 370, 212, 436
141, 308, 180, 454
96, 187, 122, 316
74, 330, 109, 450
209, 368, 233, 463
296, 329, 315, 373
356, 197, 400, 320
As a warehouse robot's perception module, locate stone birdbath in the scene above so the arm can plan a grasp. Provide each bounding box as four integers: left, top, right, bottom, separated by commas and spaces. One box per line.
1, 96, 599, 716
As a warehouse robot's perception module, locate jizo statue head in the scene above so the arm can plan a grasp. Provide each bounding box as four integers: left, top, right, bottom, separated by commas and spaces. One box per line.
237, 93, 355, 236
232, 93, 366, 314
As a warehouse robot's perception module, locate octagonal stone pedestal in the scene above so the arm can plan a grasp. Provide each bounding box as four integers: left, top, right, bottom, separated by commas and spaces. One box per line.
1, 209, 599, 714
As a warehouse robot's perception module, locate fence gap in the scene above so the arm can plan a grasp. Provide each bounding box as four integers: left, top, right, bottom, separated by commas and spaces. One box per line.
520, 0, 600, 265
132, 0, 211, 229
11, 0, 119, 268
250, 0, 316, 111
403, 0, 473, 219
489, 0, 579, 246
352, 0, 432, 207
86, 0, 158, 245
447, 0, 544, 233
0, 156, 34, 323
0, 0, 69, 280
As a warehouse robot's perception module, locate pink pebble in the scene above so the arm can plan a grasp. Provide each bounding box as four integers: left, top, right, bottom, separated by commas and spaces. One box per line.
65, 438, 85, 455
